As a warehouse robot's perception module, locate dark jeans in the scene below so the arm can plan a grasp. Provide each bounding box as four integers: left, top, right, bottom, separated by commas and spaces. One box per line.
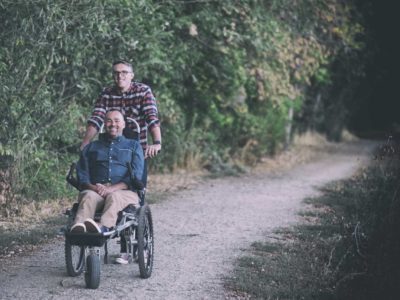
120, 159, 147, 253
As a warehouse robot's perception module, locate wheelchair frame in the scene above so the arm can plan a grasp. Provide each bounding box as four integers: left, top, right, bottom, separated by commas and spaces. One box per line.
62, 117, 154, 289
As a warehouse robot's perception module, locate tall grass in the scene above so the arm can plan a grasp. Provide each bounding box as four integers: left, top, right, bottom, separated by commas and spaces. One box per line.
226, 154, 400, 299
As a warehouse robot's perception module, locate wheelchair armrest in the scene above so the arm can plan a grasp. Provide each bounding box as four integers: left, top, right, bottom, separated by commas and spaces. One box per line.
126, 162, 145, 205
137, 189, 146, 206
66, 163, 82, 191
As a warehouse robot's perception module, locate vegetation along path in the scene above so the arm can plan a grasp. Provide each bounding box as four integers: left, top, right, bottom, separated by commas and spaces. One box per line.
0, 140, 376, 300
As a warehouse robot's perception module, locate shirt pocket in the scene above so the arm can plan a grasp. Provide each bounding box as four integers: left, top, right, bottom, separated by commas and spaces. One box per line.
88, 150, 108, 164
114, 148, 133, 165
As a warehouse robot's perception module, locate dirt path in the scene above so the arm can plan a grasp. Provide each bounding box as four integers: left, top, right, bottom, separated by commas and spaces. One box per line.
0, 140, 376, 300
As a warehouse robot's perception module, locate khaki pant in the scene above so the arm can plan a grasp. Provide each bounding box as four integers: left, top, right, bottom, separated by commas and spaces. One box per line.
74, 189, 139, 228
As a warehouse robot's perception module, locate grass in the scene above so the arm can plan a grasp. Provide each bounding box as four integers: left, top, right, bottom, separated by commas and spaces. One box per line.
226, 157, 400, 299
0, 215, 66, 257
0, 196, 74, 257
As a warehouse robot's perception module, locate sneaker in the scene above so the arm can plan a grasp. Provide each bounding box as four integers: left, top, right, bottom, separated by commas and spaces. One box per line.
115, 253, 130, 265
70, 223, 86, 233
84, 218, 101, 233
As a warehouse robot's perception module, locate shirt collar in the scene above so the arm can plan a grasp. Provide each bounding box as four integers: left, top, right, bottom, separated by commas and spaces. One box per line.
99, 134, 125, 143
113, 82, 134, 95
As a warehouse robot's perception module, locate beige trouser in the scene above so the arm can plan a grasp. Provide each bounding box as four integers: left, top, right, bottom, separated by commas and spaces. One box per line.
74, 189, 139, 228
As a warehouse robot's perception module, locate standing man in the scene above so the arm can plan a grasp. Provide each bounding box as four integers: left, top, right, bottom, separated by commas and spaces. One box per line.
80, 60, 161, 175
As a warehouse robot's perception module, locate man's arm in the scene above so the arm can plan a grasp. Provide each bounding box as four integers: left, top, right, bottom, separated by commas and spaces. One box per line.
132, 140, 145, 183
145, 126, 162, 158
80, 125, 98, 150
141, 87, 161, 158
80, 90, 108, 150
76, 144, 91, 188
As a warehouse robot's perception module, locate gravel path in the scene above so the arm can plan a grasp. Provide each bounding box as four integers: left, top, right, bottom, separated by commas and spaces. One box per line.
0, 140, 376, 300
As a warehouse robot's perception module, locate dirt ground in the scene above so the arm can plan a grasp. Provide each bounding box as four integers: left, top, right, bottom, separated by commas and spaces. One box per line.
0, 139, 377, 300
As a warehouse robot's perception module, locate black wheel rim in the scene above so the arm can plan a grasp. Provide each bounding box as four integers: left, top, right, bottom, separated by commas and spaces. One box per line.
71, 245, 85, 271
143, 216, 153, 269
65, 240, 85, 276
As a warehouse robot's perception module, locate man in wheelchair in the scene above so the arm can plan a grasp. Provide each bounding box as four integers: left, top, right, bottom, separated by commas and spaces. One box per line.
70, 109, 144, 234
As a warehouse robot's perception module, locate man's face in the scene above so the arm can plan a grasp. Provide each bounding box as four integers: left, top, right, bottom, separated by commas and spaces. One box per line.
105, 111, 125, 138
113, 63, 134, 92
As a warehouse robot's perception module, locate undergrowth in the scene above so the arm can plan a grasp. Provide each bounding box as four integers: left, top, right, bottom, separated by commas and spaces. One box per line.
226, 156, 400, 299
0, 216, 65, 257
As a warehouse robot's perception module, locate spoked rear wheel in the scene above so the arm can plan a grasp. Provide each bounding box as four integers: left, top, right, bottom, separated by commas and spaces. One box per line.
85, 253, 100, 289
65, 239, 85, 277
137, 204, 154, 278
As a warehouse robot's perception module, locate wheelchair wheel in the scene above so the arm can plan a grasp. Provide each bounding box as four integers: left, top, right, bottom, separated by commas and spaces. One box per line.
84, 253, 100, 289
137, 204, 154, 278
65, 239, 85, 277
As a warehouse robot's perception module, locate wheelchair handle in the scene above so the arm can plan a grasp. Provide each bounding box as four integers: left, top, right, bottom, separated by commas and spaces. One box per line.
126, 117, 140, 134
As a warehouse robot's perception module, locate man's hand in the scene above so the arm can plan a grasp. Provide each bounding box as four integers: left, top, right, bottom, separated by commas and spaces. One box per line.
92, 182, 128, 197
80, 125, 98, 151
79, 140, 90, 151
145, 143, 161, 159
95, 183, 113, 197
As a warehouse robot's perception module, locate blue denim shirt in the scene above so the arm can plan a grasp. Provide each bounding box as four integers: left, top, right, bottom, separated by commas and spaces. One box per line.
77, 135, 144, 190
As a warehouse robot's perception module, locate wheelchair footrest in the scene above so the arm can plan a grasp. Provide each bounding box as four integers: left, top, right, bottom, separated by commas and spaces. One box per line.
65, 232, 109, 247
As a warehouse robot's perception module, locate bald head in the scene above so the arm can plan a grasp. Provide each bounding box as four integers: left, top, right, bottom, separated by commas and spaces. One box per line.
105, 110, 125, 138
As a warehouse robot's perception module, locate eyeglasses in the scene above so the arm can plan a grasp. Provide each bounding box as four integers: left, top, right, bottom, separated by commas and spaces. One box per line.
113, 70, 131, 77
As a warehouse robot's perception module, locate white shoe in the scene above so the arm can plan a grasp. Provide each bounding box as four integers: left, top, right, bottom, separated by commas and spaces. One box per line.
84, 218, 101, 233
115, 253, 130, 265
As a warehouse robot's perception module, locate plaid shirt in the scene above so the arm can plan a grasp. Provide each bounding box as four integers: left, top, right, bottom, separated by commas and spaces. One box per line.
88, 82, 160, 150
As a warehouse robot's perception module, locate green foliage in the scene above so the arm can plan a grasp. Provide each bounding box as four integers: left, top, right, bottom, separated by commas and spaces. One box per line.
0, 0, 370, 205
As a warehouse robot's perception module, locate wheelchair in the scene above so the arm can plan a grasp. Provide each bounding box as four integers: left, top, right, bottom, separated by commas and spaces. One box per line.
61, 118, 154, 289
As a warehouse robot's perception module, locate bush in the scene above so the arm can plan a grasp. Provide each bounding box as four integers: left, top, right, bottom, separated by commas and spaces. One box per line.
0, 0, 370, 207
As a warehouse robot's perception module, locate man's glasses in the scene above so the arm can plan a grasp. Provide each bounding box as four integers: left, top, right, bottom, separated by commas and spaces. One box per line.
113, 71, 131, 77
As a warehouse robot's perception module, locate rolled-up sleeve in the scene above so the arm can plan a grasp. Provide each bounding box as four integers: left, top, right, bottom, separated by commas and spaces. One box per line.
87, 90, 107, 131
142, 87, 160, 132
